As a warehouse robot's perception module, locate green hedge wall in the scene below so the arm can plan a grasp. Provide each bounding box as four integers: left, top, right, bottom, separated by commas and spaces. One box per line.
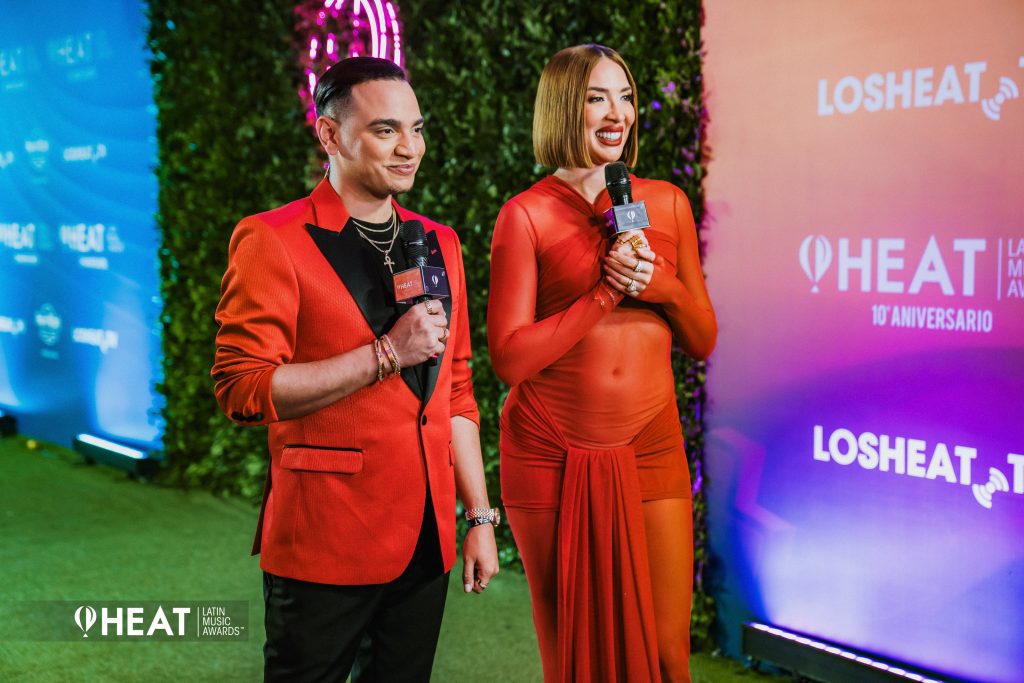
149, 0, 310, 499
150, 0, 711, 649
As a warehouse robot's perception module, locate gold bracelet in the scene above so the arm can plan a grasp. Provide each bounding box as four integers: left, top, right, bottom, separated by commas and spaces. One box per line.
380, 333, 401, 376
373, 338, 387, 382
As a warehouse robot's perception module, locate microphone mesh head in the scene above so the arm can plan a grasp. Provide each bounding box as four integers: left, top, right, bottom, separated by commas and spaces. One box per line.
400, 220, 429, 265
604, 162, 631, 205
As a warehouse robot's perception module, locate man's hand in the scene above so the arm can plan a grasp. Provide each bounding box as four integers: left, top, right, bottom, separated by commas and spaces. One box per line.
462, 524, 499, 594
387, 301, 448, 366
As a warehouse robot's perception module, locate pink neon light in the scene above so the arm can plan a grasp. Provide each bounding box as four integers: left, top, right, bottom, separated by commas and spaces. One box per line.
373, 0, 386, 58
298, 0, 403, 122
355, 0, 380, 61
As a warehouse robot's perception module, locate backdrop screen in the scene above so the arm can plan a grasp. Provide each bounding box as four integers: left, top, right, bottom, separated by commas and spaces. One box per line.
702, 1, 1023, 680
0, 0, 161, 448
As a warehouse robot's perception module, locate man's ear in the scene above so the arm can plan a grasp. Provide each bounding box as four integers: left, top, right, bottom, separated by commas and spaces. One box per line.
315, 116, 340, 155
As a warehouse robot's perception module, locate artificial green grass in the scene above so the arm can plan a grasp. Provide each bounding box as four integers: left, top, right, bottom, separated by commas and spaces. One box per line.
0, 436, 775, 682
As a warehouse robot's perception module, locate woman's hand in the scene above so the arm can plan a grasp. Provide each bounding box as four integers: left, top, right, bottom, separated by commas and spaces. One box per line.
603, 231, 681, 304
601, 231, 657, 301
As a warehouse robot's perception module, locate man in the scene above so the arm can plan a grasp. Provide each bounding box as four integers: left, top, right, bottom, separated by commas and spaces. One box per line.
211, 57, 499, 682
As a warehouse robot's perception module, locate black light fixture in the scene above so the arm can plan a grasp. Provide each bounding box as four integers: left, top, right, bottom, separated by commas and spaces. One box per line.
73, 433, 159, 480
743, 623, 961, 683
0, 408, 16, 437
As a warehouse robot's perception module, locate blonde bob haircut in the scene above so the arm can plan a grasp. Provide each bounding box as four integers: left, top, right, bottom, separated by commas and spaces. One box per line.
533, 44, 639, 169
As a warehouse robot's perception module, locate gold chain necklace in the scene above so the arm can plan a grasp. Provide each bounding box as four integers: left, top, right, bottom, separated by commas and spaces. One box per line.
351, 209, 399, 273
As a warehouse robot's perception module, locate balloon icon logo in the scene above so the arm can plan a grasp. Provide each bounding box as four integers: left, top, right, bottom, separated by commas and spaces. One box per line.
799, 235, 833, 293
75, 605, 97, 638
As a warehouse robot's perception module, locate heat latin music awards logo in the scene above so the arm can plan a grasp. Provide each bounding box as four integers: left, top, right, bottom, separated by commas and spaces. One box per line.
797, 233, 1024, 333
813, 425, 1024, 511
69, 602, 247, 641
817, 56, 1024, 121
59, 222, 124, 270
0, 221, 46, 265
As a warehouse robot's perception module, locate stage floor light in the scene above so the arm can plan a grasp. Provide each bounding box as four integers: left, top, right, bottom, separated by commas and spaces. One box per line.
73, 433, 159, 480
743, 623, 960, 683
0, 409, 16, 437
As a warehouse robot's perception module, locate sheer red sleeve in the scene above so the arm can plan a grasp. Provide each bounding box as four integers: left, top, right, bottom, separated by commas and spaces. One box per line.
487, 199, 620, 386
660, 188, 717, 360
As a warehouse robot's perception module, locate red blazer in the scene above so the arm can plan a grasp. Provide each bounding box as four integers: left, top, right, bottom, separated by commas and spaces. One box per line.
212, 179, 479, 585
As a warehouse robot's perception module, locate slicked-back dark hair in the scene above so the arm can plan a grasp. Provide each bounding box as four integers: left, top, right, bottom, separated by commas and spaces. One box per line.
314, 57, 408, 120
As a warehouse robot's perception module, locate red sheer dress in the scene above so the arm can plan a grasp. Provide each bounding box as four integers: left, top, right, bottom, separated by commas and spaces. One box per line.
488, 174, 715, 682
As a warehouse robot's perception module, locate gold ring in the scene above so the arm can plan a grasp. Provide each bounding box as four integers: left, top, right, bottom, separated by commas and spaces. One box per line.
627, 279, 638, 293
633, 260, 644, 273
629, 235, 645, 250
440, 328, 449, 342
424, 301, 436, 315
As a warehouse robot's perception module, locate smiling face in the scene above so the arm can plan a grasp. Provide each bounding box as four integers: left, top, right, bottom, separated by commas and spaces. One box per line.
320, 78, 425, 200
583, 58, 636, 166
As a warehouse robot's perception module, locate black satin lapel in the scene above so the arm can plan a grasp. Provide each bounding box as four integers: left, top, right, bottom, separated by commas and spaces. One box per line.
422, 230, 451, 406
305, 224, 391, 338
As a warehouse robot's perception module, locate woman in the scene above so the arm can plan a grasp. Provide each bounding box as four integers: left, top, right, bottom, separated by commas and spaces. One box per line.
487, 44, 717, 683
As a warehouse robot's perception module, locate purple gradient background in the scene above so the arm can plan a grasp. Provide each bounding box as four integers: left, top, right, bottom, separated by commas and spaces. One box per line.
701, 2, 1024, 681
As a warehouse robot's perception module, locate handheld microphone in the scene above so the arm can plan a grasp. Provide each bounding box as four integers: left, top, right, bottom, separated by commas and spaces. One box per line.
603, 162, 650, 235
394, 220, 449, 366
394, 220, 449, 303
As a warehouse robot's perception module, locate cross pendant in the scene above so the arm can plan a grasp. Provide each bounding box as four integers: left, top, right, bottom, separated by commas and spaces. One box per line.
384, 253, 395, 273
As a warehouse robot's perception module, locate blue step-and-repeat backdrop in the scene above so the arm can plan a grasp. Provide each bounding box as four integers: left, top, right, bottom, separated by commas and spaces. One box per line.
0, 1, 161, 448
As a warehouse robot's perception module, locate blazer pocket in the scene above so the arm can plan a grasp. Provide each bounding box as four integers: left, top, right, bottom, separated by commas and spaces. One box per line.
281, 446, 363, 474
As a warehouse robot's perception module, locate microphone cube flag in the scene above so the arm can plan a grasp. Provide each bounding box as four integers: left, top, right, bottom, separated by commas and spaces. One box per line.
393, 266, 450, 303
604, 201, 651, 234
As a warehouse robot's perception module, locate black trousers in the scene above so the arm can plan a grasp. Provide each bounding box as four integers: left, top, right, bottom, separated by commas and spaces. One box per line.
263, 493, 447, 683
